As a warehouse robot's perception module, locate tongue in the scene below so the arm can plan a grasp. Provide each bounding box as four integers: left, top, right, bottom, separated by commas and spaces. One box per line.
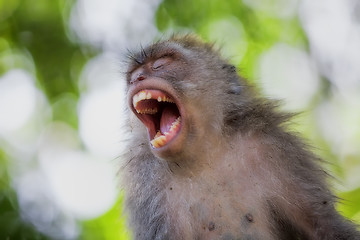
160, 106, 179, 134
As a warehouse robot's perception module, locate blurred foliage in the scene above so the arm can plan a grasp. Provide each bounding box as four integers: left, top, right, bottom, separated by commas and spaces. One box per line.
0, 150, 49, 239
0, 0, 359, 239
338, 188, 360, 222
156, 0, 307, 79
1, 0, 101, 239
4, 0, 81, 100
0, 0, 95, 129
80, 197, 130, 240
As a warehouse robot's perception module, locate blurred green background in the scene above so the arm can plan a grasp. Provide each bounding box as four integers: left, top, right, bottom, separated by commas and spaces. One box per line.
1, 0, 360, 239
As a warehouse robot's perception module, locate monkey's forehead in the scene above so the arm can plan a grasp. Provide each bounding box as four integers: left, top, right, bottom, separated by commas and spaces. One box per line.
130, 42, 181, 64
126, 35, 216, 71
128, 41, 191, 64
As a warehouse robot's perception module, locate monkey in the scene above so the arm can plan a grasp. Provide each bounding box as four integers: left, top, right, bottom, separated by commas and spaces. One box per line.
120, 35, 360, 240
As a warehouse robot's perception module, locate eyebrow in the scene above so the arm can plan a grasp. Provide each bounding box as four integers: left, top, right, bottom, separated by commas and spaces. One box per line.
126, 42, 185, 76
127, 47, 147, 65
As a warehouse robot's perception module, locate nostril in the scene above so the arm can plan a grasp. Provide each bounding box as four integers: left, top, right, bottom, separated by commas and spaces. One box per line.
137, 74, 146, 81
130, 74, 146, 84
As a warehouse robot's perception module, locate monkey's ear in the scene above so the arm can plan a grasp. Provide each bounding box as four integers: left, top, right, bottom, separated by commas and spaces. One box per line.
229, 83, 242, 95
222, 64, 242, 95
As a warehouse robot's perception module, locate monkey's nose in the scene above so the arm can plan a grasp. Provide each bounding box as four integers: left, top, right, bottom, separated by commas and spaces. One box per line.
131, 73, 146, 84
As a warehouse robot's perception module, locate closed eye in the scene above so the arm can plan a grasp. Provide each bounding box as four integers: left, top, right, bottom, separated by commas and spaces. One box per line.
152, 57, 172, 70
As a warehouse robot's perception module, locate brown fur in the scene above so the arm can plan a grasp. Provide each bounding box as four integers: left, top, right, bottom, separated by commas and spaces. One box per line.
121, 35, 360, 240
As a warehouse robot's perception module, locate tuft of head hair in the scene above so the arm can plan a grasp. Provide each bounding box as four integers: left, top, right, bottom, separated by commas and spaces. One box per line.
167, 34, 216, 52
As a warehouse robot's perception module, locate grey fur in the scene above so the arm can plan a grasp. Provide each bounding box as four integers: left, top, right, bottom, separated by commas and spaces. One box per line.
120, 35, 360, 240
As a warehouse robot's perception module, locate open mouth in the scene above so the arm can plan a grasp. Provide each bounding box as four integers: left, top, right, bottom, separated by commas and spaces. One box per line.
132, 89, 181, 148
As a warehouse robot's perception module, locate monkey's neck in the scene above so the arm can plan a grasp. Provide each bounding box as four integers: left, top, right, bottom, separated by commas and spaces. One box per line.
165, 133, 231, 177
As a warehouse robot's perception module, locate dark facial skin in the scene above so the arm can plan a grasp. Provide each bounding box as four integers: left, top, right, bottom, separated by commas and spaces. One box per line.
121, 35, 360, 240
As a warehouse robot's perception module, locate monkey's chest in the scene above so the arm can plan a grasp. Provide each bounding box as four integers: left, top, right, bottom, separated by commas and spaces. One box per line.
165, 175, 273, 240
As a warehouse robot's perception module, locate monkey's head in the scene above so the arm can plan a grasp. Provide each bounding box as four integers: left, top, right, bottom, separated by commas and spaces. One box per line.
126, 35, 246, 160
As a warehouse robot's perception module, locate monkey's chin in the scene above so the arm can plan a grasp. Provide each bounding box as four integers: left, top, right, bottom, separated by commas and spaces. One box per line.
130, 89, 183, 151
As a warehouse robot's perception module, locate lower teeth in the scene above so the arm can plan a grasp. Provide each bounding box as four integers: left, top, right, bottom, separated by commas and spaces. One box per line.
150, 116, 181, 148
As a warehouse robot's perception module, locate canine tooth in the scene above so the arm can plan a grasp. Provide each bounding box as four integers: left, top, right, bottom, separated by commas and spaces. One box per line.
157, 96, 162, 102
133, 95, 139, 108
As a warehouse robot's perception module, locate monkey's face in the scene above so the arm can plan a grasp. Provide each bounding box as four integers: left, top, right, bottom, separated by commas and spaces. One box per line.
127, 43, 225, 158
126, 39, 233, 160
126, 46, 190, 159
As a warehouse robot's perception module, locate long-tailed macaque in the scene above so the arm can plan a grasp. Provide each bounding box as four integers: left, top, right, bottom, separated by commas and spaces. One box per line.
121, 35, 360, 240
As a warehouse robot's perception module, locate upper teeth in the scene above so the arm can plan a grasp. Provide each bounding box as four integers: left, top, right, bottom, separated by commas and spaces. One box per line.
132, 90, 174, 109
133, 91, 152, 108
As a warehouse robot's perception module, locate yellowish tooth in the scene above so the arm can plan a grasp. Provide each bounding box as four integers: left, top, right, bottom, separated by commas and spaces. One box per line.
133, 95, 138, 108
159, 137, 166, 145
150, 117, 181, 148
154, 131, 162, 138
146, 108, 156, 114
146, 92, 152, 99
158, 135, 166, 143
151, 135, 166, 148
151, 139, 159, 148
169, 116, 181, 131
150, 137, 161, 148
139, 91, 146, 101
170, 123, 176, 131
136, 107, 158, 115
156, 95, 175, 103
